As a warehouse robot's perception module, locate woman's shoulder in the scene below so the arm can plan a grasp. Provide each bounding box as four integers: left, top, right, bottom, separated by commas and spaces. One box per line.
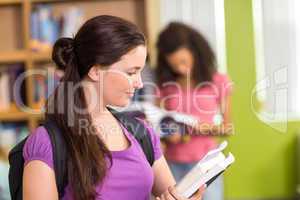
23, 126, 54, 169
135, 118, 163, 161
212, 72, 231, 84
212, 72, 233, 97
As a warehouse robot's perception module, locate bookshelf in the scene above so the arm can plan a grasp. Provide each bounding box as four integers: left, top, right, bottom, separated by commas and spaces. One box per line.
0, 50, 27, 62
0, 0, 22, 6
0, 0, 160, 153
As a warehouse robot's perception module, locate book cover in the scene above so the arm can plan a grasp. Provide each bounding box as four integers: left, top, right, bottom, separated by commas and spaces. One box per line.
112, 102, 199, 137
175, 141, 235, 198
61, 7, 84, 38
0, 69, 10, 111
7, 64, 23, 106
30, 9, 40, 51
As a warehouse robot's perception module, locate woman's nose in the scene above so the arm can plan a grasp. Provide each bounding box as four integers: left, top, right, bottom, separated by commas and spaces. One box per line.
133, 75, 143, 89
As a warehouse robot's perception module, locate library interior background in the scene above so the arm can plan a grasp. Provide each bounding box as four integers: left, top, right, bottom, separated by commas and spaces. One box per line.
0, 0, 299, 200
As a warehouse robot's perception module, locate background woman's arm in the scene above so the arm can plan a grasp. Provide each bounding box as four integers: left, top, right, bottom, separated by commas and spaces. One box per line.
191, 94, 233, 136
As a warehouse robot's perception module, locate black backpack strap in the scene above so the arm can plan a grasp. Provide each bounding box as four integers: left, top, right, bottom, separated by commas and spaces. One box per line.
42, 108, 155, 199
8, 137, 28, 200
108, 107, 155, 166
43, 120, 68, 199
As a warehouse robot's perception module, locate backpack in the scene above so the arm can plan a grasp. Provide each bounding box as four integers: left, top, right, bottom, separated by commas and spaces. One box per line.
8, 108, 155, 200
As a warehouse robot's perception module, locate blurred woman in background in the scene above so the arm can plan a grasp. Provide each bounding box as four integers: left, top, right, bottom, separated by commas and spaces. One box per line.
156, 22, 233, 200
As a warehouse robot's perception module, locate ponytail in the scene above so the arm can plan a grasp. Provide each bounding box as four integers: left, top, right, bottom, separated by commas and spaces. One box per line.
48, 37, 112, 200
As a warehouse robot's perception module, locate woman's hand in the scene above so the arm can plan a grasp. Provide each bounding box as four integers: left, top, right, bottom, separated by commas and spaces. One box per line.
155, 185, 205, 200
193, 122, 233, 136
164, 132, 182, 144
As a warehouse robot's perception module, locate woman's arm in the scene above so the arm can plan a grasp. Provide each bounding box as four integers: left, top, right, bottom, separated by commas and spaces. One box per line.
192, 94, 233, 136
23, 160, 58, 200
152, 155, 176, 197
152, 156, 203, 199
159, 93, 233, 146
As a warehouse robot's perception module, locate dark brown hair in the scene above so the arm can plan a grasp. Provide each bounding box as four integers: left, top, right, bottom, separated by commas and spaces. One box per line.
47, 15, 145, 200
156, 22, 216, 86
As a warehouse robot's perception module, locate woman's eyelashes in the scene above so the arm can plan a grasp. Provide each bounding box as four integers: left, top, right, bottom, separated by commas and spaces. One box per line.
127, 69, 140, 76
126, 66, 144, 76
127, 71, 137, 76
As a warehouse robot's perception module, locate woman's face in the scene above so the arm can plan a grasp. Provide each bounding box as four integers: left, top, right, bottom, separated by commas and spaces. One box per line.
89, 45, 147, 107
166, 47, 194, 77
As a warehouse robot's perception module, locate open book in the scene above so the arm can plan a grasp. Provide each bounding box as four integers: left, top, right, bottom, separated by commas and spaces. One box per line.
111, 102, 199, 137
175, 141, 235, 198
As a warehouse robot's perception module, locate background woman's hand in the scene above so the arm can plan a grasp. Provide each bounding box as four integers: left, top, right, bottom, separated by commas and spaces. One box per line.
155, 185, 205, 200
165, 133, 182, 144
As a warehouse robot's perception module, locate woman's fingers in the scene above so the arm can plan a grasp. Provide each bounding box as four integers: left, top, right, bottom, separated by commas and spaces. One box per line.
166, 133, 181, 144
157, 185, 206, 200
164, 188, 177, 200
155, 185, 206, 200
168, 186, 184, 200
156, 184, 206, 200
158, 193, 169, 200
156, 186, 178, 200
190, 185, 206, 200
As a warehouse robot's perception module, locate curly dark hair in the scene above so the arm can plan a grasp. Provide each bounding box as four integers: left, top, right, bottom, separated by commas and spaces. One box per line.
156, 22, 216, 86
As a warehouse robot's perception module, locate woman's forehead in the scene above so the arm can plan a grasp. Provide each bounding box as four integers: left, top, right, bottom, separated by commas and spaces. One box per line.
111, 45, 147, 70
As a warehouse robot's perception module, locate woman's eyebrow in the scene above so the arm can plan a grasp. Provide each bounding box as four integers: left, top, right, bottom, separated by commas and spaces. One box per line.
130, 66, 142, 70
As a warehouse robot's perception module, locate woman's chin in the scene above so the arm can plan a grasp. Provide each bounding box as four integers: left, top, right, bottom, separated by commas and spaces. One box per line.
111, 99, 131, 108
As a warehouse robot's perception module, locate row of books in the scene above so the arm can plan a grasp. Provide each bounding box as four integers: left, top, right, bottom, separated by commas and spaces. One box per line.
0, 64, 62, 112
32, 64, 62, 109
0, 158, 9, 200
0, 122, 29, 159
0, 65, 25, 112
0, 122, 28, 200
30, 5, 84, 52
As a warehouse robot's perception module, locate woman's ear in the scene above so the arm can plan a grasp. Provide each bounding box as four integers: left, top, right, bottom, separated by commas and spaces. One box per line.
87, 65, 103, 81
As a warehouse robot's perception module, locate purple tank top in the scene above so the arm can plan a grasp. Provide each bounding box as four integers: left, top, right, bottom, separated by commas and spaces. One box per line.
23, 121, 162, 200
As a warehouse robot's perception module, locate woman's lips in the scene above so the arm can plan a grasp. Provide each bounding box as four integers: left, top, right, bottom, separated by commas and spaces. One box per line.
127, 92, 134, 97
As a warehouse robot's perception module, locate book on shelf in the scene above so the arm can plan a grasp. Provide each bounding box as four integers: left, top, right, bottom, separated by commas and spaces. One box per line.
39, 5, 59, 48
30, 5, 84, 52
0, 158, 10, 200
0, 122, 29, 157
175, 141, 235, 198
32, 65, 63, 109
61, 7, 84, 38
0, 122, 28, 199
0, 64, 62, 112
31, 5, 58, 51
0, 64, 25, 112
0, 69, 10, 111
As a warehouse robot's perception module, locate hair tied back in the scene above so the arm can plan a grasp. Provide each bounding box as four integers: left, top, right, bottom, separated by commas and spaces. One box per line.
52, 37, 76, 71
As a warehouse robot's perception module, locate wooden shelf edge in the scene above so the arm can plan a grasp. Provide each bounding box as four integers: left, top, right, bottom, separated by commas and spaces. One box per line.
0, 50, 53, 63
0, 103, 43, 122
0, 111, 29, 121
30, 0, 60, 2
0, 50, 27, 63
0, 110, 43, 122
29, 50, 52, 62
30, 0, 104, 3
0, 0, 22, 6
